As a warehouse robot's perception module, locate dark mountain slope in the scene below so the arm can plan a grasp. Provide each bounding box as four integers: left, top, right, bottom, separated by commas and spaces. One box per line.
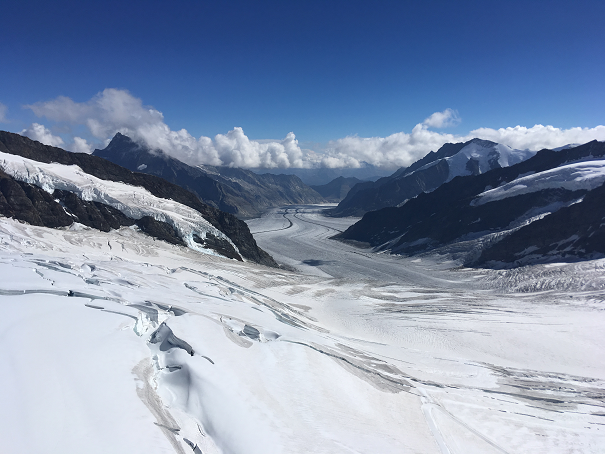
0, 131, 276, 266
336, 141, 605, 266
94, 133, 325, 218
475, 182, 605, 266
309, 176, 362, 202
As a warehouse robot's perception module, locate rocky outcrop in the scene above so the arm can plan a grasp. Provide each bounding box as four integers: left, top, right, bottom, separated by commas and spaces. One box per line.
0, 131, 276, 267
94, 133, 325, 218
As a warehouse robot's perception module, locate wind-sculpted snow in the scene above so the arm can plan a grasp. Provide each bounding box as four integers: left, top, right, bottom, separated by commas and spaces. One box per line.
472, 160, 605, 206
1, 206, 604, 453
0, 150, 240, 259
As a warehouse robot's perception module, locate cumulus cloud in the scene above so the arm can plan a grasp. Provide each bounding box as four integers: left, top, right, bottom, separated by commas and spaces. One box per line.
422, 108, 460, 128
24, 91, 605, 169
71, 137, 93, 154
25, 89, 308, 168
20, 123, 65, 147
323, 114, 605, 169
0, 102, 7, 123
468, 124, 605, 151
324, 122, 459, 168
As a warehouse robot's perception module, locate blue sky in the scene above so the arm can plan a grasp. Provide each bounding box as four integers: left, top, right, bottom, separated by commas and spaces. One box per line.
1, 0, 604, 169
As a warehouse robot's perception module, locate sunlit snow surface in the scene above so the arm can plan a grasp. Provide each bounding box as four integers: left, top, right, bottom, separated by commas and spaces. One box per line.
472, 160, 605, 206
1, 206, 605, 453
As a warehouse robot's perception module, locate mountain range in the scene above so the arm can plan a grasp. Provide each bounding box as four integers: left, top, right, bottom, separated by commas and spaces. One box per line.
93, 133, 326, 219
336, 140, 605, 267
330, 138, 535, 217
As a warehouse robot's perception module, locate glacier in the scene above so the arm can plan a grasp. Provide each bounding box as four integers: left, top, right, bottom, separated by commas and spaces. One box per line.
1, 204, 603, 453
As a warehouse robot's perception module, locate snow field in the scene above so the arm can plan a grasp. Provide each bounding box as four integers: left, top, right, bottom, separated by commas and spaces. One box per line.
0, 205, 604, 453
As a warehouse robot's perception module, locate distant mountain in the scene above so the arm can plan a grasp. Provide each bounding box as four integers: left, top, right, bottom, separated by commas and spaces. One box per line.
330, 138, 535, 217
251, 165, 392, 186
309, 176, 362, 202
336, 140, 605, 267
0, 131, 277, 267
93, 133, 325, 219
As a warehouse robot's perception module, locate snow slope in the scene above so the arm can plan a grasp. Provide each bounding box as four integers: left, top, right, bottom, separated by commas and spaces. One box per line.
444, 141, 535, 182
472, 160, 605, 206
0, 150, 239, 258
410, 140, 536, 183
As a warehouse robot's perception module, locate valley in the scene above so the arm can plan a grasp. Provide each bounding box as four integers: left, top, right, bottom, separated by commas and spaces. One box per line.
1, 131, 604, 453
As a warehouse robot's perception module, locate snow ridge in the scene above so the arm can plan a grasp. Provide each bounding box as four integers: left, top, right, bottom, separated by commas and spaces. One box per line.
472, 160, 605, 206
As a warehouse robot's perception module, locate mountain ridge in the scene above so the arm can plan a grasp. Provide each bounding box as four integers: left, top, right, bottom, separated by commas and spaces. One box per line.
93, 133, 325, 219
335, 140, 605, 267
329, 138, 535, 217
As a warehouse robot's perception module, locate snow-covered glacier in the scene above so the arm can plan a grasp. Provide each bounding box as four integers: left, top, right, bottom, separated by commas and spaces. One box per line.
1, 204, 604, 453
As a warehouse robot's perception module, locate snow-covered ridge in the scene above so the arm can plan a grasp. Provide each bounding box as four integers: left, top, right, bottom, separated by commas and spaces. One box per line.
0, 151, 239, 258
408, 140, 536, 183
472, 160, 605, 206
444, 141, 535, 182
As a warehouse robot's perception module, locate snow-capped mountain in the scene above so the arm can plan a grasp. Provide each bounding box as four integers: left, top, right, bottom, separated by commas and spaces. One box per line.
0, 131, 277, 266
336, 140, 605, 267
330, 138, 535, 217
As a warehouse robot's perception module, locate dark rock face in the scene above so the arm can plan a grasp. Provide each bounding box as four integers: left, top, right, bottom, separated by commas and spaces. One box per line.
193, 232, 242, 261
0, 169, 192, 248
329, 138, 506, 217
0, 169, 73, 228
93, 133, 325, 218
53, 189, 137, 232
0, 131, 277, 267
309, 176, 362, 202
475, 182, 605, 267
135, 216, 185, 247
337, 141, 605, 267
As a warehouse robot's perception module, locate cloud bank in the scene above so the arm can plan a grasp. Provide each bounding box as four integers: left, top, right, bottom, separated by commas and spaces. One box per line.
25, 89, 306, 168
22, 89, 605, 169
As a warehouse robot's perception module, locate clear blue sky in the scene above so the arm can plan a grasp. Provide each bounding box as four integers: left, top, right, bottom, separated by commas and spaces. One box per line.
1, 0, 603, 147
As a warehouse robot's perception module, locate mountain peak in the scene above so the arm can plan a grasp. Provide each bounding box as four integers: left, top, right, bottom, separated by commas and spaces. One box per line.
467, 138, 498, 148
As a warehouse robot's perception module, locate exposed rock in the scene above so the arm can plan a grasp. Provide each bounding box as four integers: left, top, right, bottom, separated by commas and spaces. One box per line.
135, 216, 185, 247
193, 232, 242, 261
475, 182, 605, 267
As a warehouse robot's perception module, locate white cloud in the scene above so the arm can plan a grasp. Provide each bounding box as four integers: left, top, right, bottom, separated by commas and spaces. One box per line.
468, 124, 605, 151
20, 123, 65, 148
323, 120, 605, 169
0, 102, 7, 123
24, 91, 605, 169
422, 108, 460, 128
71, 137, 93, 154
25, 89, 308, 169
